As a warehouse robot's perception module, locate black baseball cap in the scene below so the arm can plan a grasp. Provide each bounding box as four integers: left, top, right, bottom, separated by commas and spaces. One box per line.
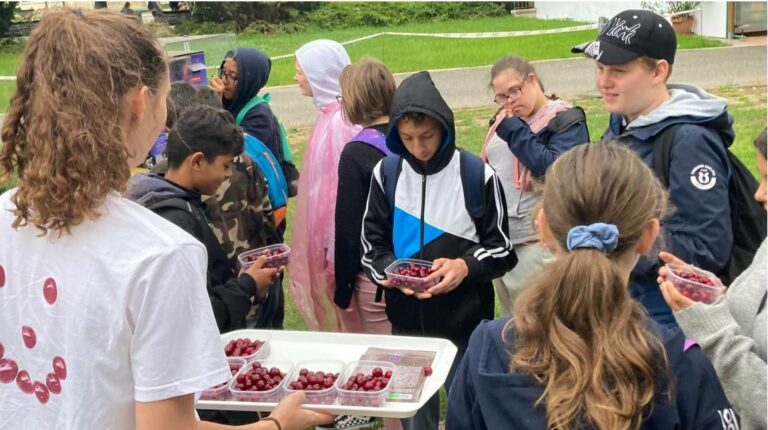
571, 10, 677, 65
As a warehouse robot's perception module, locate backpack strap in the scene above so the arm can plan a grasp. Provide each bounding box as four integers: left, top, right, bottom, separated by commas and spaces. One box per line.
145, 197, 206, 239
651, 124, 685, 188
352, 128, 390, 155
236, 94, 269, 126
459, 150, 486, 219
380, 154, 403, 215
547, 106, 588, 135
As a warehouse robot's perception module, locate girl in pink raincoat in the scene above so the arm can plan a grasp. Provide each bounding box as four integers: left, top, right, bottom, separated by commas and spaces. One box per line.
289, 40, 362, 332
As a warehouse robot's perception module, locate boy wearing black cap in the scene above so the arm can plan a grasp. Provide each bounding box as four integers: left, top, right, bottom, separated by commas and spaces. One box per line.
573, 10, 735, 328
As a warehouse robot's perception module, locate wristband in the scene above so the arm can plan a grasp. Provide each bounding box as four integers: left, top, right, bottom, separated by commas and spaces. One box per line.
262, 417, 282, 430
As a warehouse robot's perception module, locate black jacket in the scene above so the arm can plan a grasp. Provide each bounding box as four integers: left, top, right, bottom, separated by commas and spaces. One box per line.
361, 72, 517, 350
125, 173, 257, 332
334, 123, 390, 309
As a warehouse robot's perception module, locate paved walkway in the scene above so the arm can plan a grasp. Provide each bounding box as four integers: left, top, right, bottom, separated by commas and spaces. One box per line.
266, 44, 767, 127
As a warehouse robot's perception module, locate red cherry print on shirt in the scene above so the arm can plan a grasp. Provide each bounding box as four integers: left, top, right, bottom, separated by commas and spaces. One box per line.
16, 370, 33, 394
0, 341, 4, 359
0, 358, 18, 383
0, 264, 5, 288
43, 278, 57, 305
52, 356, 67, 380
21, 326, 36, 349
46, 372, 61, 394
33, 381, 50, 404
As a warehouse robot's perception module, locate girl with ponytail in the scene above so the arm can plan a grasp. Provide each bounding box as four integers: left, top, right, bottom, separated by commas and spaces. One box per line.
446, 143, 737, 430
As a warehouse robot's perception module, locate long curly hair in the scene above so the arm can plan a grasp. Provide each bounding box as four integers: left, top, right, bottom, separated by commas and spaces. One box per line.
508, 143, 671, 430
0, 8, 166, 235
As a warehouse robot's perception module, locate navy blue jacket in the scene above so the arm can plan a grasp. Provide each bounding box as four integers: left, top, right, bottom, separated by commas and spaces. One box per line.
447, 318, 738, 430
495, 107, 590, 178
602, 84, 734, 328
222, 48, 283, 166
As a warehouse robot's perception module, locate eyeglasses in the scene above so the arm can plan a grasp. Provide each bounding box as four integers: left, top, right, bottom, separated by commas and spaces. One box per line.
219, 68, 238, 84
493, 82, 525, 105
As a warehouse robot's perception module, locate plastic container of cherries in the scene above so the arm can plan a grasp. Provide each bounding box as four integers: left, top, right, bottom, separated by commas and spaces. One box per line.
228, 360, 293, 403
283, 360, 345, 405
664, 263, 726, 305
238, 244, 291, 269
200, 358, 246, 401
384, 259, 438, 292
335, 360, 397, 407
223, 334, 271, 363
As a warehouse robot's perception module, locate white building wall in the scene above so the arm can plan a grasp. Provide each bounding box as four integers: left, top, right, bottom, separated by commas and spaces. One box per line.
694, 2, 729, 38
534, 1, 642, 22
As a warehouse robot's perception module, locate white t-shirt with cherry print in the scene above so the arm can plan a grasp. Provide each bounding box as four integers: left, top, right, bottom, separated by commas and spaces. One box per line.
0, 190, 229, 429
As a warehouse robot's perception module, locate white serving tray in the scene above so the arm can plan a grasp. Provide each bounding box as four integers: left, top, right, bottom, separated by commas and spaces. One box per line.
195, 329, 458, 418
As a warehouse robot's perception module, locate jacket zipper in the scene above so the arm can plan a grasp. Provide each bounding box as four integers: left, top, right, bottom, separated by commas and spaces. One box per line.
418, 173, 427, 334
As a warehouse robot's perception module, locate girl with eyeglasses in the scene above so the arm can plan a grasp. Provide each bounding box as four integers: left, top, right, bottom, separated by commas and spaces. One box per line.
482, 56, 589, 315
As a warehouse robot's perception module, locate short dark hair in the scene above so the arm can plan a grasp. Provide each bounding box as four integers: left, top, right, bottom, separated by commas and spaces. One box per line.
166, 105, 243, 169
398, 111, 429, 125
168, 82, 222, 113
756, 128, 767, 159
165, 97, 177, 129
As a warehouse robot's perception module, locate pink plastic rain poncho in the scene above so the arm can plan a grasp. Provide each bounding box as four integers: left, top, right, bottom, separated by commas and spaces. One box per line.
288, 40, 362, 332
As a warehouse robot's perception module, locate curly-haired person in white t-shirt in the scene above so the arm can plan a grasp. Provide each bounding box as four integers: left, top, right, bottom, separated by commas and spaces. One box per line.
0, 8, 332, 430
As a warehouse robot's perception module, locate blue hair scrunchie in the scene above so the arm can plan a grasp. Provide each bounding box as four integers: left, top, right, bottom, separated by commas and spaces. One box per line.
566, 223, 619, 255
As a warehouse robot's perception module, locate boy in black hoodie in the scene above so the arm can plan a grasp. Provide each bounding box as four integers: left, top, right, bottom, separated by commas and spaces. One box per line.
361, 71, 517, 429
126, 105, 282, 333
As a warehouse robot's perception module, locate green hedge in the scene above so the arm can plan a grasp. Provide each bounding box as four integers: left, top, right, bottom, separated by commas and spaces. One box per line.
177, 2, 508, 35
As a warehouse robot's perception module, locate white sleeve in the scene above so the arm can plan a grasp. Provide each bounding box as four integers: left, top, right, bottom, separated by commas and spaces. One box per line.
128, 243, 230, 402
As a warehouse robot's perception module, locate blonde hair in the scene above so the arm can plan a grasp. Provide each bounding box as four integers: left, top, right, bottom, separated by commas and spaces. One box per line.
0, 9, 167, 235
508, 143, 670, 430
339, 58, 396, 126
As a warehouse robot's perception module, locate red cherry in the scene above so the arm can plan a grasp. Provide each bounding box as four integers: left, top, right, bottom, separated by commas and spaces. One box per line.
17, 370, 33, 394
0, 358, 18, 383
46, 372, 62, 394
21, 326, 36, 349
33, 381, 50, 404
52, 356, 67, 380
423, 366, 433, 376
0, 264, 5, 288
43, 278, 57, 305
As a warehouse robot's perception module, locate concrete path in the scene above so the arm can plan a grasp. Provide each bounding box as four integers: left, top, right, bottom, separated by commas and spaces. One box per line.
267, 44, 767, 127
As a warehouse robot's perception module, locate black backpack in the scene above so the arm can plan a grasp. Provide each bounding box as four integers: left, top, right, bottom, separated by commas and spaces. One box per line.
653, 124, 767, 285
380, 149, 487, 220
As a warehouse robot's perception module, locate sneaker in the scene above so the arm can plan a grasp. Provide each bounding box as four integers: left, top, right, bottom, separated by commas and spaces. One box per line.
316, 415, 377, 430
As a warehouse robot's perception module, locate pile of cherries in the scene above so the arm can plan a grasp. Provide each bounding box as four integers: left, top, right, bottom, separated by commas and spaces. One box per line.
287, 368, 339, 391
232, 361, 285, 392
224, 338, 264, 358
